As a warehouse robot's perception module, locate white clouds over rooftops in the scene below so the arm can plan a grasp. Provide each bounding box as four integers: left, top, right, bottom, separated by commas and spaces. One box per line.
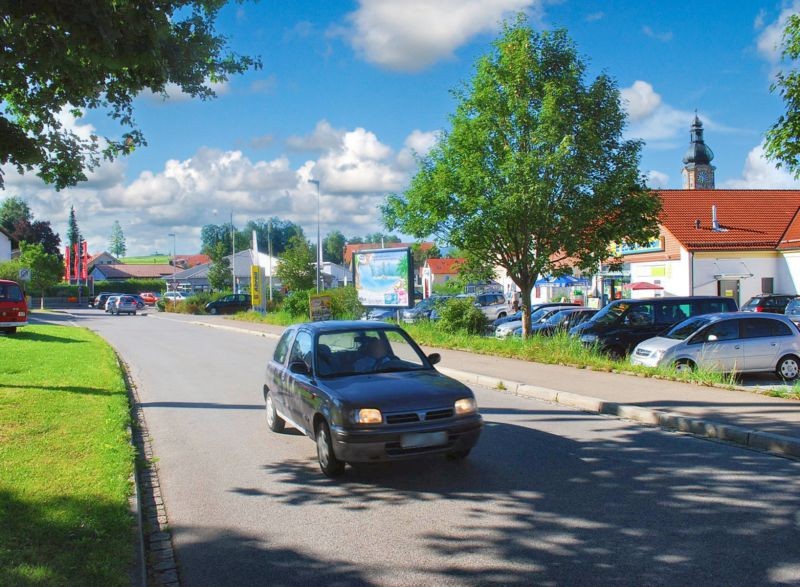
724, 142, 800, 189
3, 121, 437, 255
342, 0, 542, 72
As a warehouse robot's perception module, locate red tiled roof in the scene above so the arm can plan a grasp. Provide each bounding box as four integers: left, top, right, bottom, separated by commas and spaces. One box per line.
425, 257, 465, 274
779, 208, 800, 250
343, 242, 433, 264
176, 254, 211, 268
94, 264, 178, 279
658, 190, 800, 251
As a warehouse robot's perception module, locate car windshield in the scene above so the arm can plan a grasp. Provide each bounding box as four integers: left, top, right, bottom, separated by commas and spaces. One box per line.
316, 327, 430, 377
740, 297, 761, 310
591, 301, 630, 326
0, 282, 23, 302
529, 308, 554, 323
664, 316, 714, 340
545, 310, 573, 325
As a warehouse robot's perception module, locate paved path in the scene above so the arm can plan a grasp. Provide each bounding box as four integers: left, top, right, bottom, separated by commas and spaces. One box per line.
132, 312, 800, 459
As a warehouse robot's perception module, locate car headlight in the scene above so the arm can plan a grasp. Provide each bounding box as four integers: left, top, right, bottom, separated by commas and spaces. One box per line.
580, 334, 597, 343
650, 348, 666, 362
354, 408, 382, 424
454, 398, 477, 415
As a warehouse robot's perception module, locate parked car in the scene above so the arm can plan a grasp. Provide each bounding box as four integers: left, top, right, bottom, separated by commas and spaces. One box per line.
263, 321, 483, 476
401, 296, 441, 323
524, 308, 599, 337
785, 297, 800, 326
94, 292, 122, 310
104, 295, 121, 313
466, 292, 511, 321
573, 296, 739, 358
630, 313, 800, 380
495, 305, 577, 338
740, 294, 795, 314
128, 294, 146, 310
490, 302, 582, 332
139, 292, 160, 305
205, 293, 251, 315
163, 291, 186, 302
111, 295, 138, 316
362, 307, 397, 321
0, 279, 28, 334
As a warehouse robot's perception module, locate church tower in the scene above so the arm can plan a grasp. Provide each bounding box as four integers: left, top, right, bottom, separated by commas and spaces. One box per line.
682, 115, 715, 189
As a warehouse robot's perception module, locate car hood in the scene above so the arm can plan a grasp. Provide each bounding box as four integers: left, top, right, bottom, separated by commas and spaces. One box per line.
635, 336, 683, 353
319, 370, 472, 411
497, 320, 523, 331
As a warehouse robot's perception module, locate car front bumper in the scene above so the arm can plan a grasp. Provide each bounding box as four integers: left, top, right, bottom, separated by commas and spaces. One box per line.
0, 320, 27, 328
330, 415, 483, 462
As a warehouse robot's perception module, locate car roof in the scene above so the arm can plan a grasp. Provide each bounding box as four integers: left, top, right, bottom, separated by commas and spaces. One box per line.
292, 320, 404, 333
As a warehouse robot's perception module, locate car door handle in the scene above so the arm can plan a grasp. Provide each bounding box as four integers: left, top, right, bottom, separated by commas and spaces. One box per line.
734, 345, 741, 349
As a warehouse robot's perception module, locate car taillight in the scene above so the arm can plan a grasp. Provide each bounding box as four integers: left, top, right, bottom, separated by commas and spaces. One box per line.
755, 306, 763, 312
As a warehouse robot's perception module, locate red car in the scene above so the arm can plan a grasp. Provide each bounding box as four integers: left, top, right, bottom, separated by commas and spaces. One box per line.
0, 279, 28, 334
139, 292, 160, 305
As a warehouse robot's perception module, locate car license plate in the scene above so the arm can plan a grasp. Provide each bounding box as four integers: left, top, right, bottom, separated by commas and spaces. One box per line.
401, 431, 447, 449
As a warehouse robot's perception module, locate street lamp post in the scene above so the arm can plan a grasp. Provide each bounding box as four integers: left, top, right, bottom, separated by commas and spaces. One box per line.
168, 233, 176, 309
230, 211, 236, 293
307, 179, 321, 293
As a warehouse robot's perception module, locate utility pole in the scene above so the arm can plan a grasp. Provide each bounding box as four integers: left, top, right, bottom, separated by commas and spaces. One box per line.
268, 220, 273, 303
230, 212, 236, 293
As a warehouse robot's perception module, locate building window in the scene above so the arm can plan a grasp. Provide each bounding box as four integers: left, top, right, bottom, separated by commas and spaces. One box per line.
761, 277, 774, 294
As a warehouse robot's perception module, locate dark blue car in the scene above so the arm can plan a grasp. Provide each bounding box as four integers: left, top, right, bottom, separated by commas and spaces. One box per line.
263, 321, 483, 476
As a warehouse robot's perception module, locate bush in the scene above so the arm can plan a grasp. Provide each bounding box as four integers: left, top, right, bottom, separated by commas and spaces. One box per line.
436, 296, 486, 335
282, 289, 312, 317
328, 286, 364, 320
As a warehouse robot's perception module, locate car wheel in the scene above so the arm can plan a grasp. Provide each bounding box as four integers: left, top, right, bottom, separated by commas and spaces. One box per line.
776, 355, 800, 381
674, 359, 696, 374
446, 448, 471, 461
497, 312, 506, 319
264, 389, 285, 433
209, 307, 218, 315
316, 420, 345, 477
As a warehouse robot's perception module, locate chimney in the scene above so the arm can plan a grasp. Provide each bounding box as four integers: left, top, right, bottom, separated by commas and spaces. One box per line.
711, 205, 719, 231
695, 219, 701, 229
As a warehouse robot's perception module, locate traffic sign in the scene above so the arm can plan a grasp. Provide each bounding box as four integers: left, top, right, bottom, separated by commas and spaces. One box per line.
18, 267, 31, 281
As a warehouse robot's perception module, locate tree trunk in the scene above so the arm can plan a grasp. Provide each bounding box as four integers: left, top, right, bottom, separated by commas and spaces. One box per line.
519, 282, 534, 338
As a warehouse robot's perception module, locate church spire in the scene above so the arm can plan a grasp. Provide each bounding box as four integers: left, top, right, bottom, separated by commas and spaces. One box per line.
681, 115, 715, 189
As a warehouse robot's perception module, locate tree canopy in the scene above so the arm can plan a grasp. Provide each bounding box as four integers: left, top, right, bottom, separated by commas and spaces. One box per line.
276, 233, 315, 292
109, 221, 126, 258
0, 196, 61, 257
383, 19, 661, 337
766, 13, 800, 175
0, 1, 260, 189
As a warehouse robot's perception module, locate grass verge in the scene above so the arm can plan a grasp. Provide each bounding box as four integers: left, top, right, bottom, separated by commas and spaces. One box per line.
0, 325, 135, 586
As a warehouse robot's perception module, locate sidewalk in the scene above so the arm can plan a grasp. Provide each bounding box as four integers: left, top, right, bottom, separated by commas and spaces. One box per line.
157, 313, 800, 460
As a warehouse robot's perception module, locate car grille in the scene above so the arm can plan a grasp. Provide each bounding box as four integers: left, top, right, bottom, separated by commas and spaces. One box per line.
634, 348, 651, 357
384, 408, 454, 424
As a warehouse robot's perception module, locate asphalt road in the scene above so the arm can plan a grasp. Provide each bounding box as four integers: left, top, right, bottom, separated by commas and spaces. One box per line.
55, 310, 800, 585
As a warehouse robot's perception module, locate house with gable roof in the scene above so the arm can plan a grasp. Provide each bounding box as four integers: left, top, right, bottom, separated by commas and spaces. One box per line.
422, 257, 465, 297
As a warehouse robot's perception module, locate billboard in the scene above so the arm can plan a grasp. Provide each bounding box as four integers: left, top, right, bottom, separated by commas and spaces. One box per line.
353, 248, 413, 308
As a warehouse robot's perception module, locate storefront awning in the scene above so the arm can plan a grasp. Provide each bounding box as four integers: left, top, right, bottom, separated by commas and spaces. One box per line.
712, 260, 754, 280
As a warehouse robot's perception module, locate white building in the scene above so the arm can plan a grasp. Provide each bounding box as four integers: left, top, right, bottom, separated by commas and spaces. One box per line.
0, 226, 12, 261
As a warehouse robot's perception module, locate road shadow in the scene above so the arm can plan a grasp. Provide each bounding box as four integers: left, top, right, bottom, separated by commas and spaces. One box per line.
228, 419, 800, 585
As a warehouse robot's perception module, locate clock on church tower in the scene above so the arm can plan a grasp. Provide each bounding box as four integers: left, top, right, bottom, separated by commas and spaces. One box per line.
681, 116, 715, 189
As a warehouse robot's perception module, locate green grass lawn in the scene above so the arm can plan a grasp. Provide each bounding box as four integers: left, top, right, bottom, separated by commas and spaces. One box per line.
119, 255, 170, 264
0, 325, 134, 586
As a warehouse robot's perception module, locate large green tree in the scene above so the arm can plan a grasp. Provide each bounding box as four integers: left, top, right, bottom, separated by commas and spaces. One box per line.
766, 13, 800, 175
17, 242, 64, 309
323, 230, 346, 265
383, 20, 661, 337
207, 241, 231, 292
0, 196, 61, 257
276, 233, 315, 292
0, 196, 31, 231
0, 1, 259, 190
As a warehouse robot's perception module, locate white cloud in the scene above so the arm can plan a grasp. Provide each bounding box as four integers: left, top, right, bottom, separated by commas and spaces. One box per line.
642, 25, 673, 42
2, 121, 432, 256
645, 170, 669, 189
397, 130, 440, 169
286, 120, 345, 152
138, 80, 231, 103
724, 142, 800, 188
343, 0, 542, 72
756, 2, 800, 64
621, 81, 695, 144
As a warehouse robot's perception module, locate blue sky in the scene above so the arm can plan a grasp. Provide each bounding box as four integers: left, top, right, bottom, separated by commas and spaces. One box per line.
5, 0, 800, 256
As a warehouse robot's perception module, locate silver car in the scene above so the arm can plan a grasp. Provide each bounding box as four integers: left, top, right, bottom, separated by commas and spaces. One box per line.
495, 305, 576, 338
630, 313, 800, 380
785, 297, 800, 326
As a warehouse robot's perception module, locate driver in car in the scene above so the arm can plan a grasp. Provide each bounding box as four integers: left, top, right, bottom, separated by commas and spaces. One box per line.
354, 338, 390, 372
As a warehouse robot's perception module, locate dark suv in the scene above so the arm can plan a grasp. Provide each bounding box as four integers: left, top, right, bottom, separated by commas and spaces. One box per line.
740, 294, 795, 314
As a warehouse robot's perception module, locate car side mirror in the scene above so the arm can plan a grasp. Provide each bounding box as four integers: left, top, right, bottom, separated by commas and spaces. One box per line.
289, 361, 310, 375
428, 353, 441, 366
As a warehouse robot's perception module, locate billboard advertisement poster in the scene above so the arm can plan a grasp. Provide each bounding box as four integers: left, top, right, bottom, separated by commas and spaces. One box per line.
353, 248, 413, 308
309, 294, 333, 321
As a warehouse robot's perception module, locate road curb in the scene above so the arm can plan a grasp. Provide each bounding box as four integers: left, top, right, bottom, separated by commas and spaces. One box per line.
438, 366, 800, 460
